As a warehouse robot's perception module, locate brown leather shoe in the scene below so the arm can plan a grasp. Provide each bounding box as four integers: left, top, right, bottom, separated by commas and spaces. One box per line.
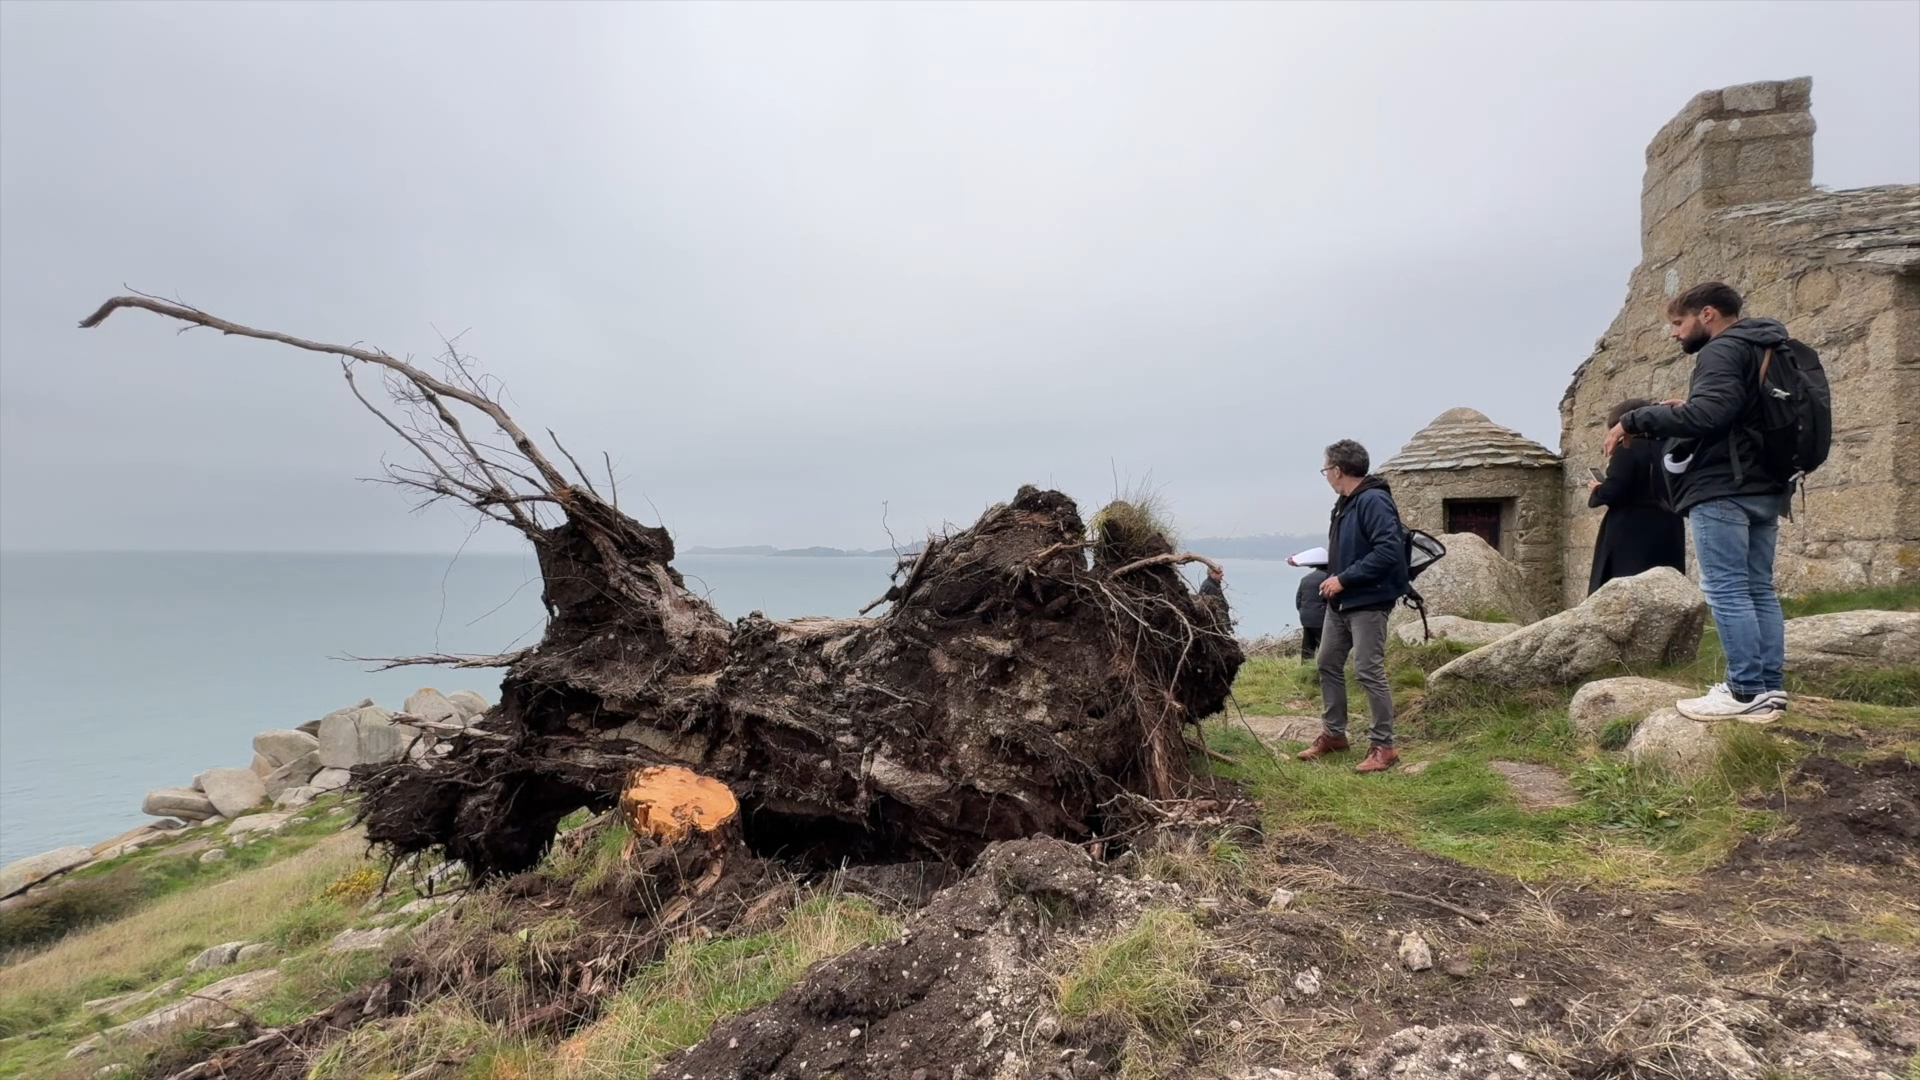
1296, 733, 1351, 760
1355, 745, 1400, 773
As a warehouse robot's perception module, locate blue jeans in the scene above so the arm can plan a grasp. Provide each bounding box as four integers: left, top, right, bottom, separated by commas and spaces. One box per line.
1688, 495, 1786, 695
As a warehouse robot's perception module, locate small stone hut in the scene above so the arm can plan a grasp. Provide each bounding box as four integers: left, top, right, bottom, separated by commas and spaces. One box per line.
1560, 77, 1920, 605
1380, 407, 1563, 617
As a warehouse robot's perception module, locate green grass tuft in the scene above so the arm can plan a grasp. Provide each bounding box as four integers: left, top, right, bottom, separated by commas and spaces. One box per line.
1779, 582, 1920, 618
1057, 909, 1206, 1042
1598, 716, 1638, 751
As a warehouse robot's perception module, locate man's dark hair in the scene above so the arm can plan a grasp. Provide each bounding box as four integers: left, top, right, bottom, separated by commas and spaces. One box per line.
1325, 439, 1370, 479
1607, 397, 1656, 429
1667, 282, 1743, 319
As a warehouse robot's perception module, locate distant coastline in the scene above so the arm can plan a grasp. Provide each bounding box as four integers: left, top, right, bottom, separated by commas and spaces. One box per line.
682, 534, 1324, 561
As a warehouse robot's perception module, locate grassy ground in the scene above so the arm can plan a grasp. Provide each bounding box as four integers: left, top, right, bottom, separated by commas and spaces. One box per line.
0, 801, 406, 1079
4, 584, 1913, 1080
1211, 581, 1919, 883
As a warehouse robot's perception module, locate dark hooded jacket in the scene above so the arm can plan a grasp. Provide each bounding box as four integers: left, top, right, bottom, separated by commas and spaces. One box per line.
1326, 476, 1409, 613
1619, 317, 1793, 514
1295, 568, 1329, 628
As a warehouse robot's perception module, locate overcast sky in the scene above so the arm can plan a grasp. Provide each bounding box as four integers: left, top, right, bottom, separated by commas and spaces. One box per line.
2, 1, 1915, 553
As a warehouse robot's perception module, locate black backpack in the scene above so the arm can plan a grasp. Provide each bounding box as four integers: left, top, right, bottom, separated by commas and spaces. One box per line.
1745, 338, 1832, 486
1400, 529, 1447, 641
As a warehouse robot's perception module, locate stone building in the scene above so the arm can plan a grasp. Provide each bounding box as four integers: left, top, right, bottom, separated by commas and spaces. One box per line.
1559, 77, 1920, 605
1380, 408, 1563, 618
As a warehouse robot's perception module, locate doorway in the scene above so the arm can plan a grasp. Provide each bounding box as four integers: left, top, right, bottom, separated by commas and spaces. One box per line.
1445, 499, 1505, 552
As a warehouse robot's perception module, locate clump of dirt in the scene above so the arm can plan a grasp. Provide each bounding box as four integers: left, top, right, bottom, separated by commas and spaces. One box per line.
664, 838, 1175, 1080
1729, 755, 1919, 867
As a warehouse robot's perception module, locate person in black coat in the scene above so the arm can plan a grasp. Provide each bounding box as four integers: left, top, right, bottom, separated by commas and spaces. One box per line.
1288, 549, 1329, 660
1587, 397, 1687, 594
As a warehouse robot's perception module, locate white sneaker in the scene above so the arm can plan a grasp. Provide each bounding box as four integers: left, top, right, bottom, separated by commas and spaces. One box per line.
1677, 683, 1782, 724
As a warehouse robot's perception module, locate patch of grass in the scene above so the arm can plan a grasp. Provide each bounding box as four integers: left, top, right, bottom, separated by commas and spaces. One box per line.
1459, 604, 1514, 624
0, 799, 356, 959
549, 894, 898, 1079
1779, 582, 1920, 618
1138, 836, 1254, 897
1057, 909, 1206, 1042
0, 830, 372, 1046
1598, 717, 1638, 751
1205, 645, 1818, 884
1227, 657, 1320, 714
1791, 666, 1920, 708
309, 996, 508, 1080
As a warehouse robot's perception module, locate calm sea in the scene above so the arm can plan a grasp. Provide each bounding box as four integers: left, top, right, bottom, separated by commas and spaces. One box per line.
0, 551, 1303, 863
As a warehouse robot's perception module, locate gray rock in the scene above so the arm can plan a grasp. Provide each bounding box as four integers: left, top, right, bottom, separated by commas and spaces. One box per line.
1, 845, 97, 898
197, 768, 267, 818
185, 941, 246, 973
310, 767, 352, 792
1428, 569, 1708, 691
225, 812, 294, 838
1625, 708, 1718, 777
1338, 1024, 1570, 1079
262, 751, 321, 799
1394, 615, 1517, 647
1398, 932, 1433, 972
248, 752, 276, 779
198, 849, 226, 864
404, 688, 463, 726
236, 943, 276, 963
1569, 677, 1694, 739
1784, 610, 1920, 676
142, 787, 217, 821
251, 729, 321, 769
328, 925, 403, 952
446, 690, 490, 720
95, 968, 280, 1045
318, 706, 405, 768
83, 978, 183, 1016
1388, 532, 1541, 630
273, 785, 323, 809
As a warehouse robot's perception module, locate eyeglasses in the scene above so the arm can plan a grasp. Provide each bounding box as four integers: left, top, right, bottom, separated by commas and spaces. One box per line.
1320, 465, 1338, 476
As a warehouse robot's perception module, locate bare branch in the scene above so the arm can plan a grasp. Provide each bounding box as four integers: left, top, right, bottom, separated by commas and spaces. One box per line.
79, 295, 576, 494
1108, 552, 1224, 579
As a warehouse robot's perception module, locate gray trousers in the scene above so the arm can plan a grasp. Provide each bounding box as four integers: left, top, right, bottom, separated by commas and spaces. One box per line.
1317, 607, 1394, 747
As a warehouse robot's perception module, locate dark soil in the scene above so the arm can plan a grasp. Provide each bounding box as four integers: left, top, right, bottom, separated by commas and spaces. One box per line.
653, 766, 1920, 1080
1728, 755, 1920, 868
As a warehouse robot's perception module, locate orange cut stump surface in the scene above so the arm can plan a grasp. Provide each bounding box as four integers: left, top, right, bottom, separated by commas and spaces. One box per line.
620, 765, 739, 843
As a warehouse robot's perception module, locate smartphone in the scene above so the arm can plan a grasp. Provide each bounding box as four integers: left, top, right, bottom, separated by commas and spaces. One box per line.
1588, 467, 1605, 483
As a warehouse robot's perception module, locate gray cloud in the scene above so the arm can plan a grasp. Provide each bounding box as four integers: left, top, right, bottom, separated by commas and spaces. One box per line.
3, 0, 1915, 551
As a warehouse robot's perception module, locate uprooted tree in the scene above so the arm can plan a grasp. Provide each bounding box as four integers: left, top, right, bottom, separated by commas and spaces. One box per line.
80, 295, 1244, 882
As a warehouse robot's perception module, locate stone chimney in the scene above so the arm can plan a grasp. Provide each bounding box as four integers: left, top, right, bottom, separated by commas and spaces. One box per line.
1640, 78, 1815, 263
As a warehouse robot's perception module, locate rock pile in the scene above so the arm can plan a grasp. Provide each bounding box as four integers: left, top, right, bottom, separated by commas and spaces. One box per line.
0, 688, 491, 906
137, 688, 492, 823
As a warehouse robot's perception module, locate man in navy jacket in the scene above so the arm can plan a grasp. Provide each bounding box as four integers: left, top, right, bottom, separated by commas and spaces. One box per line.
1297, 439, 1409, 772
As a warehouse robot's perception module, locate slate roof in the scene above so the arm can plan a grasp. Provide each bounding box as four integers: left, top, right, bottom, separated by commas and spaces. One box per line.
1717, 184, 1920, 275
1380, 408, 1561, 473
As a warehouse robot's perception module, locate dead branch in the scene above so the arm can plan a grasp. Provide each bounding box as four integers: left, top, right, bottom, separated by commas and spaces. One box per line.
1109, 551, 1224, 578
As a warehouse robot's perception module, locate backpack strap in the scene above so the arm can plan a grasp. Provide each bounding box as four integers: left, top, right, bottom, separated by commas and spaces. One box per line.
1727, 344, 1778, 489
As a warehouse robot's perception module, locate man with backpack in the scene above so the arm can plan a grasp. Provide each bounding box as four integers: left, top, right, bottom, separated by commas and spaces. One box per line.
1606, 281, 1832, 724
1297, 439, 1410, 773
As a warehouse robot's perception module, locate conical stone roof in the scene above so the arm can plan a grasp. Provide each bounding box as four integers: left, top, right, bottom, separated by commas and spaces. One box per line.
1380, 408, 1560, 472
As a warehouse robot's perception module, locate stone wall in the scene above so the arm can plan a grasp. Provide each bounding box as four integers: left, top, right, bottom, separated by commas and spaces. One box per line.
1559, 78, 1920, 606
1385, 463, 1564, 619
